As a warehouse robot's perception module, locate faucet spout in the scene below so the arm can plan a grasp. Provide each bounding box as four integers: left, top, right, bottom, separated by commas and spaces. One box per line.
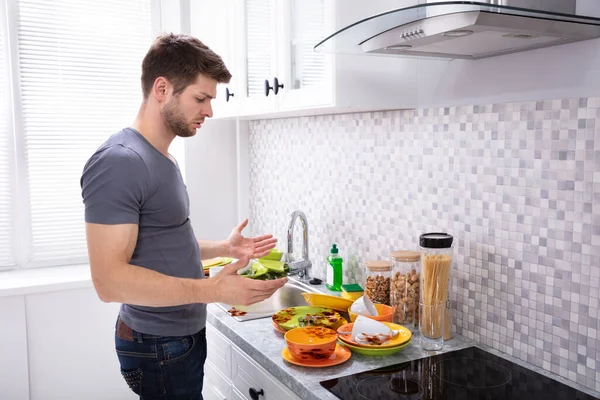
286, 210, 310, 279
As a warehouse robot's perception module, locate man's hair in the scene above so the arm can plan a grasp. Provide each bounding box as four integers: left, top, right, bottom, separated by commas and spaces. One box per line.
141, 33, 232, 99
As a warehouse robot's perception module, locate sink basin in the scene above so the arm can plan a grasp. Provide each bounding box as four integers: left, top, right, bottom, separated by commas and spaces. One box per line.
215, 278, 322, 322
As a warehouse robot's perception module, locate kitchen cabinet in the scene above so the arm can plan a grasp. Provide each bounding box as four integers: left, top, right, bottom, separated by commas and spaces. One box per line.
190, 0, 239, 118
191, 0, 420, 119
0, 296, 29, 400
203, 323, 302, 400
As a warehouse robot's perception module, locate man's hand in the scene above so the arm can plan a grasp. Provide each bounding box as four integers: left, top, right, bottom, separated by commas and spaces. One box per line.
210, 256, 287, 306
226, 219, 277, 259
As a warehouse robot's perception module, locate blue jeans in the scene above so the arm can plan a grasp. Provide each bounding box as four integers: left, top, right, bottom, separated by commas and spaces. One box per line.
115, 317, 207, 400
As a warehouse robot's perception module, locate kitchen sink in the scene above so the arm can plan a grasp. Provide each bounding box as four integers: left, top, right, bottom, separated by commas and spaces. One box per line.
215, 278, 323, 322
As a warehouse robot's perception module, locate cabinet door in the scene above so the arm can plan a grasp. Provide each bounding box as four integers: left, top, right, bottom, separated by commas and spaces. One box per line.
235, 0, 279, 116
205, 323, 233, 378
0, 296, 29, 400
203, 360, 232, 400
231, 346, 302, 400
190, 0, 239, 119
231, 387, 247, 400
276, 0, 333, 111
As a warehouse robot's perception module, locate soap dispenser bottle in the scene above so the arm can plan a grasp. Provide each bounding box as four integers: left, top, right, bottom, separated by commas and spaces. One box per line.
326, 244, 343, 291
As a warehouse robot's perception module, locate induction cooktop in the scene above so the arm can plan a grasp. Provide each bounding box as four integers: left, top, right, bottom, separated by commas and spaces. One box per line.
320, 346, 598, 400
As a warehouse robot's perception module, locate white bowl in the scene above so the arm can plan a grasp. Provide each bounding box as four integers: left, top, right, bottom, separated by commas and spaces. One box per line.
350, 295, 378, 316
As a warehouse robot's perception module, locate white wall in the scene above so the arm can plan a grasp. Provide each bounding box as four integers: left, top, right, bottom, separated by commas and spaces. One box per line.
399, 0, 600, 108
414, 37, 600, 109
0, 289, 135, 400
0, 296, 29, 400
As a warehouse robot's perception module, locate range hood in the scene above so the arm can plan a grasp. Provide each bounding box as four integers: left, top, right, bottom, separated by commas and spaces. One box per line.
314, 0, 600, 60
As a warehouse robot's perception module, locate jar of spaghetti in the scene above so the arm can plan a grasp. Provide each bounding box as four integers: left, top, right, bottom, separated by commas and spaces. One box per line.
419, 233, 453, 339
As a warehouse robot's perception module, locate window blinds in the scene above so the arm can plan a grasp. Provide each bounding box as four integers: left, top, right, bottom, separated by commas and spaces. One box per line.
16, 0, 153, 267
0, 7, 15, 269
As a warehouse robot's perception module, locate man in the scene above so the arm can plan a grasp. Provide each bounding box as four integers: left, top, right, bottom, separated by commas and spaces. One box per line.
80, 33, 287, 399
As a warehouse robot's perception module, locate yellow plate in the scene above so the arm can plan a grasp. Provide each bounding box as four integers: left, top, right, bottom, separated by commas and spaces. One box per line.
202, 257, 233, 268
336, 321, 412, 349
301, 293, 354, 312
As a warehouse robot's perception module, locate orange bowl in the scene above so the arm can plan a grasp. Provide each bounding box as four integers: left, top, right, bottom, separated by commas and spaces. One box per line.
284, 326, 338, 361
348, 303, 394, 322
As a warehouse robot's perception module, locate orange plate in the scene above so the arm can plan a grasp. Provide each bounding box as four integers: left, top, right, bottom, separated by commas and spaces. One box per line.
282, 343, 351, 368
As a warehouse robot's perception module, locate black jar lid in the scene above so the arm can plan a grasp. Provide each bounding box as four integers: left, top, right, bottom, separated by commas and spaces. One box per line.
419, 232, 453, 249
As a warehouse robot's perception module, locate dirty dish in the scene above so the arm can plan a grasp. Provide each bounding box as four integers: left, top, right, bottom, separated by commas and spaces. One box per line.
273, 320, 287, 334
348, 303, 394, 322
202, 257, 233, 268
351, 315, 392, 338
285, 327, 338, 361
350, 295, 377, 316
301, 292, 354, 312
282, 343, 351, 368
337, 321, 412, 349
274, 316, 348, 334
272, 306, 342, 331
260, 249, 284, 261
338, 337, 412, 357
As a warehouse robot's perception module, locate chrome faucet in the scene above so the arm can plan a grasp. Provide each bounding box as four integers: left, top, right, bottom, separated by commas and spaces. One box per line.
285, 210, 311, 280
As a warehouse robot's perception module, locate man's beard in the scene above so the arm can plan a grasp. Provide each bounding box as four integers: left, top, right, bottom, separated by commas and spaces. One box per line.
162, 97, 196, 138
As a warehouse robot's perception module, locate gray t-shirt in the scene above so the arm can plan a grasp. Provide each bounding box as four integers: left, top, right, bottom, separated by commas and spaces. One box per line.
81, 127, 205, 336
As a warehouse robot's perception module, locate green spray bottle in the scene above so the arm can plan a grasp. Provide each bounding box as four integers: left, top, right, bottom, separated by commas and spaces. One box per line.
326, 244, 343, 291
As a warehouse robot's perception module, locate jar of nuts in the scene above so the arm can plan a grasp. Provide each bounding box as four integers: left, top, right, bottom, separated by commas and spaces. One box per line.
390, 250, 420, 330
363, 260, 392, 305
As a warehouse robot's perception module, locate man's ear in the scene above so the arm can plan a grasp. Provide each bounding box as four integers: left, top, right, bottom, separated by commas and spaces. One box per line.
153, 77, 171, 102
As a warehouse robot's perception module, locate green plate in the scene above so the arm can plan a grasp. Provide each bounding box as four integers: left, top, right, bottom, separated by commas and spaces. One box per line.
338, 337, 412, 356
260, 249, 284, 261
272, 306, 342, 331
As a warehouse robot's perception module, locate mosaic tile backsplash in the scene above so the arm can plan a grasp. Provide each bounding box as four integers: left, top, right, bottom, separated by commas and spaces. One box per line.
248, 97, 600, 391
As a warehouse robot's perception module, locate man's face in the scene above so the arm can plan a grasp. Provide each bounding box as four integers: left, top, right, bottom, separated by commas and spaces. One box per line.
161, 74, 217, 138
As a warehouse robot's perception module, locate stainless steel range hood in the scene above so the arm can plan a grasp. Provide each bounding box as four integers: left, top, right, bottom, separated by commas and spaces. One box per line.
314, 1, 600, 60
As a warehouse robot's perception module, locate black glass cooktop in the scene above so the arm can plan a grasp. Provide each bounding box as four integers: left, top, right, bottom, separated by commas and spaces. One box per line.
320, 347, 599, 400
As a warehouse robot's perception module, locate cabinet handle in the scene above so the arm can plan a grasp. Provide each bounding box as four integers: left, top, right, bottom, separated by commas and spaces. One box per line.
264, 77, 284, 96
249, 387, 264, 399
225, 87, 234, 102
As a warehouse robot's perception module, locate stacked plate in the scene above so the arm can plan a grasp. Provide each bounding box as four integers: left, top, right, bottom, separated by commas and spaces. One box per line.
271, 306, 347, 334
202, 257, 233, 276
336, 320, 412, 356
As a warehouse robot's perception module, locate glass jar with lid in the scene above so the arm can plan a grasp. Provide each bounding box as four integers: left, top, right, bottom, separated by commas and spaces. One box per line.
363, 260, 392, 305
419, 232, 454, 340
389, 250, 421, 329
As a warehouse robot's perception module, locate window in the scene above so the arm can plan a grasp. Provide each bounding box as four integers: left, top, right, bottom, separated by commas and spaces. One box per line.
0, 1, 15, 269
1, 0, 165, 270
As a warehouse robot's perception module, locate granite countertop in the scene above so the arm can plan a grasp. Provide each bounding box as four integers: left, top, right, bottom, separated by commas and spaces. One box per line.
206, 278, 474, 400
206, 279, 600, 400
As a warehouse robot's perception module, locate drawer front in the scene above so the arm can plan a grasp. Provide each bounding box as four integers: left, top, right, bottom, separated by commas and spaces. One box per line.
231, 346, 301, 400
204, 360, 232, 400
202, 383, 228, 400
231, 387, 247, 400
206, 324, 233, 378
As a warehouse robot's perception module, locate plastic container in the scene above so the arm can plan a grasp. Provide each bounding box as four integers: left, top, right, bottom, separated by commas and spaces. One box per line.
326, 244, 343, 291
363, 260, 392, 305
419, 232, 453, 340
390, 250, 421, 329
